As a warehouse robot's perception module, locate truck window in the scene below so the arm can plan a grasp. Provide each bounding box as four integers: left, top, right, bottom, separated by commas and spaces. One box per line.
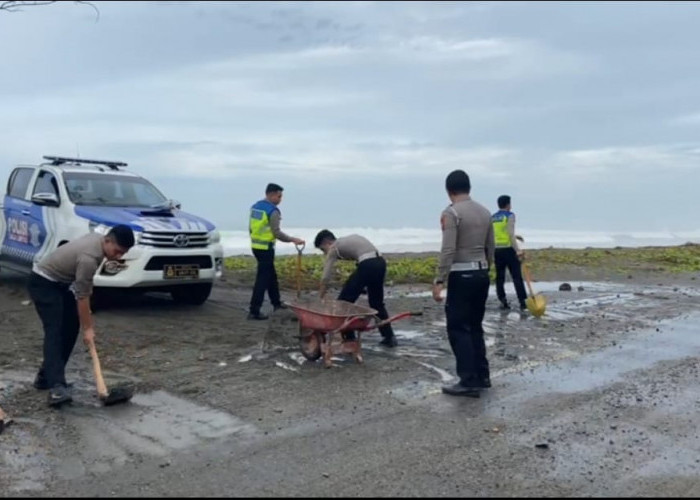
7, 168, 34, 199
63, 172, 167, 207
33, 170, 60, 199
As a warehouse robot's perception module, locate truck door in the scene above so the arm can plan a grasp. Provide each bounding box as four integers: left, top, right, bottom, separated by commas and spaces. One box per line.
27, 169, 59, 262
1, 167, 40, 265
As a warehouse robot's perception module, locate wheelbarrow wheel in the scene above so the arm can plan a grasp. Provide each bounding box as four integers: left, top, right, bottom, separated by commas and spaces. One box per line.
300, 330, 323, 361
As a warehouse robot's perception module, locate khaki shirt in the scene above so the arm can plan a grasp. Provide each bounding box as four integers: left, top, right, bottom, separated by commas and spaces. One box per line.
35, 233, 105, 298
321, 234, 378, 285
269, 211, 293, 243
436, 195, 495, 283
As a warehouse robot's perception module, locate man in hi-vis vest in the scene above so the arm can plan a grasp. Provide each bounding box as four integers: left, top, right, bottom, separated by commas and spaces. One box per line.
248, 183, 305, 320
491, 195, 528, 311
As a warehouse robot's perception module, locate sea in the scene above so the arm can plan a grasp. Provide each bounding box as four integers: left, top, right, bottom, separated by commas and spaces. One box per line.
220, 227, 700, 257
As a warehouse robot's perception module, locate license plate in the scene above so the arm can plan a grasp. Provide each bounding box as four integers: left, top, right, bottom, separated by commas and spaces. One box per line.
163, 264, 200, 279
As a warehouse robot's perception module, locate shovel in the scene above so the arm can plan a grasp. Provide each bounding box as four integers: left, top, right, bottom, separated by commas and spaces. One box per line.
87, 338, 134, 406
295, 242, 305, 300
521, 262, 547, 317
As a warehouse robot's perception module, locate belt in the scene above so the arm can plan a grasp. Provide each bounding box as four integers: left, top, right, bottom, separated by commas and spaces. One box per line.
358, 251, 381, 263
32, 265, 58, 282
450, 261, 488, 272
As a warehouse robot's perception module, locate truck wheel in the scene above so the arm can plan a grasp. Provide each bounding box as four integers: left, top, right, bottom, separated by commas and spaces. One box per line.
170, 283, 213, 305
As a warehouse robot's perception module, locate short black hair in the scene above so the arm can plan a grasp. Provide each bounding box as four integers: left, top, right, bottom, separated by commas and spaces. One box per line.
314, 229, 336, 249
107, 224, 135, 250
497, 195, 511, 209
266, 183, 283, 194
445, 170, 471, 195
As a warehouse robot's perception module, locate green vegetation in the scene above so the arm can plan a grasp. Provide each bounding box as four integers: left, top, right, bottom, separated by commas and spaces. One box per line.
224, 244, 700, 290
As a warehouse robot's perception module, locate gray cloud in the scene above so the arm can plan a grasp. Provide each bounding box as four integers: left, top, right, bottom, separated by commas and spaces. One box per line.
0, 1, 698, 234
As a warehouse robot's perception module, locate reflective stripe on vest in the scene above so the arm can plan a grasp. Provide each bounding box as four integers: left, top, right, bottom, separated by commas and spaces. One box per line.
249, 200, 277, 250
491, 211, 512, 248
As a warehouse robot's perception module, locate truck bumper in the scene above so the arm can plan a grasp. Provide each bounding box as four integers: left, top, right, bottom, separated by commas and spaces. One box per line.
93, 243, 224, 288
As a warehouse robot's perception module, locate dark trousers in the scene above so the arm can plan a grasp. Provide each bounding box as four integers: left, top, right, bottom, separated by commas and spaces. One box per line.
27, 272, 80, 388
338, 257, 394, 339
249, 247, 282, 314
495, 247, 527, 304
445, 269, 490, 386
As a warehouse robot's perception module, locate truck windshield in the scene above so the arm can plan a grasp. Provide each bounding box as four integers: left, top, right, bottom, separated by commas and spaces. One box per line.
63, 172, 168, 208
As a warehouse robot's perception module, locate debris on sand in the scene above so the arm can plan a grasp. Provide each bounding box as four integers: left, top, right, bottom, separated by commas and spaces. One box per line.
559, 283, 572, 291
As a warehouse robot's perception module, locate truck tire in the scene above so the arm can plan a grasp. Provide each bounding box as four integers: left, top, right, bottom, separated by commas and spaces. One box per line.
170, 283, 213, 305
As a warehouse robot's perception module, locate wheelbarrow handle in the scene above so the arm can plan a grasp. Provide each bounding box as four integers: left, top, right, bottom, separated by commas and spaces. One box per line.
372, 311, 422, 329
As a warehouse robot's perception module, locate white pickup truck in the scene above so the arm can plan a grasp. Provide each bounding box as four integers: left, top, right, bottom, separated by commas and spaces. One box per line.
0, 155, 224, 305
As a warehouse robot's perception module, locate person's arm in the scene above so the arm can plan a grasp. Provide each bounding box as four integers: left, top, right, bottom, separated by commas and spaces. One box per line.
74, 257, 98, 345
507, 214, 521, 254
485, 221, 495, 268
269, 211, 304, 245
319, 248, 339, 299
433, 209, 458, 302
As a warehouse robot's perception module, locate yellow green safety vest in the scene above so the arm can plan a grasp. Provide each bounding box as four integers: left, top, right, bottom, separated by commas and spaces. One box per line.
249, 200, 278, 250
491, 210, 512, 248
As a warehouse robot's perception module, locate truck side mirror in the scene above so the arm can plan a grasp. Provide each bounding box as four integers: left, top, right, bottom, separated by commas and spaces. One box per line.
171, 199, 182, 210
31, 192, 60, 207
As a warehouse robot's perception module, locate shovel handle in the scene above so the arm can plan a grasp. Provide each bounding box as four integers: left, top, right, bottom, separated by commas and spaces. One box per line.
87, 339, 109, 398
521, 262, 536, 297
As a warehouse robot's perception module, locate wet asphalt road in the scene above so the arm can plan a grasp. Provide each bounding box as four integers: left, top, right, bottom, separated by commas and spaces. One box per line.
2, 279, 700, 497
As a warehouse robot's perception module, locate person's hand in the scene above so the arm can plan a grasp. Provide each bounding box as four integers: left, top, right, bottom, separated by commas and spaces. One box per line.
518, 251, 525, 261
432, 283, 444, 303
83, 327, 96, 346
292, 237, 305, 245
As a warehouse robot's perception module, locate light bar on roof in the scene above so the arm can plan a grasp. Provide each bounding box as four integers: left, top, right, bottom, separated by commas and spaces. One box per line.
42, 155, 128, 169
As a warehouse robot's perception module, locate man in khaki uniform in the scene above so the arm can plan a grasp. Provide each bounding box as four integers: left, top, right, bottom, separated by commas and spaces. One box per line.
28, 225, 135, 407
433, 170, 495, 398
315, 230, 398, 347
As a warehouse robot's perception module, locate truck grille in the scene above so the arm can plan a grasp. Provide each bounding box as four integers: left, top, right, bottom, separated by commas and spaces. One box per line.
140, 231, 209, 248
145, 256, 213, 270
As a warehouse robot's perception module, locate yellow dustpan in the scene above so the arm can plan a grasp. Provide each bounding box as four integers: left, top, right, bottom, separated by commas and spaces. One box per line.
521, 263, 546, 317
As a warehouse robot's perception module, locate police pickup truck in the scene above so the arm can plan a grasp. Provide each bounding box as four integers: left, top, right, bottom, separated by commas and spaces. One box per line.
0, 156, 224, 305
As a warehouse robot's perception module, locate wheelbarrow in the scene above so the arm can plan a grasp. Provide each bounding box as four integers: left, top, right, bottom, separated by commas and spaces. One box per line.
287, 298, 421, 368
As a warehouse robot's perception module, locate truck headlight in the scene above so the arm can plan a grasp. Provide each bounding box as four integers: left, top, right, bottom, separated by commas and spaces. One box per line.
102, 260, 127, 275
208, 230, 221, 244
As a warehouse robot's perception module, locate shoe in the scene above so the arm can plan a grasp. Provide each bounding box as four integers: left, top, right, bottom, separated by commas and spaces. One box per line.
273, 303, 288, 311
247, 312, 269, 320
47, 384, 72, 407
33, 372, 49, 390
499, 301, 511, 310
519, 302, 528, 311
378, 335, 398, 348
482, 378, 492, 388
441, 383, 481, 398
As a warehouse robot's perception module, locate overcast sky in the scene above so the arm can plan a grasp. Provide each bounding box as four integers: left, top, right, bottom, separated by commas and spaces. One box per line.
1, 1, 698, 233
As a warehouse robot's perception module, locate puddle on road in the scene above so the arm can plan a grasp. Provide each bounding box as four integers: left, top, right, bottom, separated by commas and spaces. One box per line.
1, 390, 258, 492
388, 313, 700, 410
401, 281, 627, 299
486, 313, 700, 411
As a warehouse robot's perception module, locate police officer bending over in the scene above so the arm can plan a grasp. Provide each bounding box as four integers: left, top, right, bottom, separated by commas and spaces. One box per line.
28, 225, 135, 407
314, 230, 398, 348
433, 170, 495, 398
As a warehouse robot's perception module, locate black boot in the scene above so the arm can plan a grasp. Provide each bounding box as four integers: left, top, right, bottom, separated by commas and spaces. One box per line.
441, 383, 480, 398
499, 300, 511, 310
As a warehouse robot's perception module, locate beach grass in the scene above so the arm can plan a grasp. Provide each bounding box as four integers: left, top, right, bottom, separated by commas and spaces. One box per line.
224, 244, 700, 290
